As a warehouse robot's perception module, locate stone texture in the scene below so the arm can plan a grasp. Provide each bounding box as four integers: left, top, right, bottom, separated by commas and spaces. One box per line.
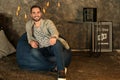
0, 0, 120, 49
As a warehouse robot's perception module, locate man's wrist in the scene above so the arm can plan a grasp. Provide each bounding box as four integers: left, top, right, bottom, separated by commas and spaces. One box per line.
51, 36, 57, 39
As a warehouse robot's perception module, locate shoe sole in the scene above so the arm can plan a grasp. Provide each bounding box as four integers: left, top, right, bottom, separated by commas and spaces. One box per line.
58, 67, 67, 80
58, 78, 66, 80
65, 67, 67, 74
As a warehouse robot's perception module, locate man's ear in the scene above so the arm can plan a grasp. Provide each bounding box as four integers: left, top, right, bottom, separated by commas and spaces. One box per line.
30, 14, 32, 17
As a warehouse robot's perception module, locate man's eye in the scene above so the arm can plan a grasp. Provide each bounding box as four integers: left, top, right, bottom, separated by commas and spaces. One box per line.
37, 12, 40, 14
32, 12, 35, 14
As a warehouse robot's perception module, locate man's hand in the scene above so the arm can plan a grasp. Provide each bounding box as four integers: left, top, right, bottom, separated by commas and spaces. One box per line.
49, 37, 57, 45
30, 40, 39, 48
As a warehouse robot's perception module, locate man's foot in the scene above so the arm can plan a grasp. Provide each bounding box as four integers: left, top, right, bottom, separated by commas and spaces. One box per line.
50, 66, 57, 73
57, 67, 67, 80
65, 67, 67, 74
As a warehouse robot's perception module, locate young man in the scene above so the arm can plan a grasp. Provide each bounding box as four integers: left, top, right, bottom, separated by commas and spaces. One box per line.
25, 5, 72, 80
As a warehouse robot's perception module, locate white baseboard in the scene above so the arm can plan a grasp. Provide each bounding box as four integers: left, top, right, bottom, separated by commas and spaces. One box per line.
71, 49, 120, 52
113, 49, 120, 52
71, 49, 90, 52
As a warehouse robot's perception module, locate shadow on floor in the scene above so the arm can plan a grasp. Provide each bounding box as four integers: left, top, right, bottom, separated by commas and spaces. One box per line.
0, 51, 120, 80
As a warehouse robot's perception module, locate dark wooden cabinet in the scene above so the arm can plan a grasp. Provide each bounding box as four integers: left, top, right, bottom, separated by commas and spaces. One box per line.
83, 8, 97, 22
92, 22, 112, 52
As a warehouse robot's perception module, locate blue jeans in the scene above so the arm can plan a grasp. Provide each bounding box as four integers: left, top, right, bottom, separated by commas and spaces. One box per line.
16, 33, 72, 71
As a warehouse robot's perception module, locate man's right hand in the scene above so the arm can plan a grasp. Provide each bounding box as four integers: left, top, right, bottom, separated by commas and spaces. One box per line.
29, 40, 39, 48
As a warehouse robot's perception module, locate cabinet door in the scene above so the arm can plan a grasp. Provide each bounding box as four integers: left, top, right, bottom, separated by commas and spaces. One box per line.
92, 22, 112, 52
83, 8, 97, 22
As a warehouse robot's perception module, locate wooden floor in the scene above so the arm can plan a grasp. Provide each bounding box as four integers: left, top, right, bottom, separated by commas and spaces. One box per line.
0, 51, 120, 80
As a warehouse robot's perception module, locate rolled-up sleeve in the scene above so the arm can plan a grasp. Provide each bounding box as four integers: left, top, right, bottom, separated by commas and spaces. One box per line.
26, 21, 36, 43
46, 20, 59, 38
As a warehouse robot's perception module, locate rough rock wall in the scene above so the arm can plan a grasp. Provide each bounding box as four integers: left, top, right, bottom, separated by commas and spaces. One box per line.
0, 0, 119, 49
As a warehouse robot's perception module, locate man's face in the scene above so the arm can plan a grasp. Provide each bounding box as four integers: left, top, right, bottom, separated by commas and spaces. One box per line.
31, 8, 42, 22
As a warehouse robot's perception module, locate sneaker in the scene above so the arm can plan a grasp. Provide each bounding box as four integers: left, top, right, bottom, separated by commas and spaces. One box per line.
58, 67, 67, 80
65, 67, 67, 74
50, 66, 57, 73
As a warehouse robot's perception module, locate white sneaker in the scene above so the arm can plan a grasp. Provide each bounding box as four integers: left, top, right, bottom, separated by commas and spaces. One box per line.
58, 67, 67, 80
65, 67, 67, 74
58, 78, 66, 80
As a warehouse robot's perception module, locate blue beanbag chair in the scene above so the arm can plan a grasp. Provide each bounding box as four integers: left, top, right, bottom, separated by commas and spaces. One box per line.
16, 33, 72, 71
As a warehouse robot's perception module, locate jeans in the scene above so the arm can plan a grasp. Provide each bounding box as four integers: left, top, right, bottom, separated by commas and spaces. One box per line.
16, 33, 72, 71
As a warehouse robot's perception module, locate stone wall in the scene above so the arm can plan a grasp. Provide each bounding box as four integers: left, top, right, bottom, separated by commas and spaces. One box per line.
0, 0, 119, 49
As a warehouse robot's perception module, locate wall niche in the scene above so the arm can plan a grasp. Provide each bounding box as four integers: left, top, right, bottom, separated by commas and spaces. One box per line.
83, 8, 97, 22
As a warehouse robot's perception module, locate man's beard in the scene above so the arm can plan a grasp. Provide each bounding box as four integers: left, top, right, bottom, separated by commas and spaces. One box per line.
32, 16, 41, 22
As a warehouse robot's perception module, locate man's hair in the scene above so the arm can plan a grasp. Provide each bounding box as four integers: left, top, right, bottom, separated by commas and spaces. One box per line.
30, 5, 42, 13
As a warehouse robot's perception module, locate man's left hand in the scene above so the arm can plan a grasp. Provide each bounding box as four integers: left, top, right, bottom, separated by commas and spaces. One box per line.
49, 37, 57, 45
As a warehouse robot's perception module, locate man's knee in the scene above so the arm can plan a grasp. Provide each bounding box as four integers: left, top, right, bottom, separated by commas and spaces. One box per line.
31, 48, 38, 53
30, 48, 40, 57
53, 40, 63, 48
